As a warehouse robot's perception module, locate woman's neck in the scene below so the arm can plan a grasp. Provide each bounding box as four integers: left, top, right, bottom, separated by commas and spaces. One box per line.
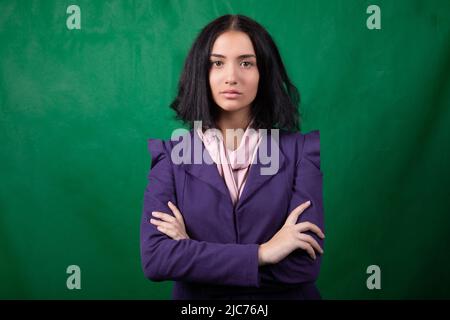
216, 106, 252, 151
216, 106, 251, 131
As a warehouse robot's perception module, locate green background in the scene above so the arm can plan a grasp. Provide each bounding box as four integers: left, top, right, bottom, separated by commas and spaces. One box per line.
1, 0, 449, 299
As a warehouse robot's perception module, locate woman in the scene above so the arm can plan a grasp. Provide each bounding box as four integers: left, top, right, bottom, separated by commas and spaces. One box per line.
140, 14, 325, 300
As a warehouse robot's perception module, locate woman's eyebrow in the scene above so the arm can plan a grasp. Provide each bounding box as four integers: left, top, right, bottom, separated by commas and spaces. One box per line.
210, 53, 256, 59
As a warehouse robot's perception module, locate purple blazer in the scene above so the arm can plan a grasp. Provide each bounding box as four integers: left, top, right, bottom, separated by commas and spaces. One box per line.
140, 129, 324, 300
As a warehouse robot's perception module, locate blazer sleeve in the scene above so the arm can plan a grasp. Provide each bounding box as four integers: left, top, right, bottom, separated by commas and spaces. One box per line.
259, 130, 325, 286
140, 138, 261, 287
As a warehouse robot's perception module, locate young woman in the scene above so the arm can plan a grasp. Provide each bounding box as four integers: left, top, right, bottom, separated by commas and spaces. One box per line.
141, 14, 325, 300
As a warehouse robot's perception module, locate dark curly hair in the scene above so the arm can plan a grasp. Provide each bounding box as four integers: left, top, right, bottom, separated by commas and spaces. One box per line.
170, 14, 301, 132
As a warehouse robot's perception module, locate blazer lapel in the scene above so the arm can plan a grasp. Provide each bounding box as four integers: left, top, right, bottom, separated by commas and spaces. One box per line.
236, 132, 286, 210
181, 130, 230, 199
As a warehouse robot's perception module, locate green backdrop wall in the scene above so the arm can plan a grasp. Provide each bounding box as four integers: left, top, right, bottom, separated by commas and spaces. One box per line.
1, 0, 449, 299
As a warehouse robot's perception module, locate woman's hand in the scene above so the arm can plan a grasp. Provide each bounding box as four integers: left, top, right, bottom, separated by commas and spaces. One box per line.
258, 200, 325, 266
150, 201, 190, 240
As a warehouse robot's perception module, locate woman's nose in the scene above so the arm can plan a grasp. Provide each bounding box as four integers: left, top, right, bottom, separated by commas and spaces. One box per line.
225, 65, 238, 84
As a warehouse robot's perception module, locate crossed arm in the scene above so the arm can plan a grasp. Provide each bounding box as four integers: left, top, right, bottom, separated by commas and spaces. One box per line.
141, 132, 324, 287
150, 200, 324, 264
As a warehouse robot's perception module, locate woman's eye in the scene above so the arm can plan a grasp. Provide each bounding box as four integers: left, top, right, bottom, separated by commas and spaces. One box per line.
211, 61, 223, 67
241, 61, 254, 68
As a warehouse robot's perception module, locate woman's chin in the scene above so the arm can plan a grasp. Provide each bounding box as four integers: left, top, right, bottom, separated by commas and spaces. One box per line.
217, 102, 249, 113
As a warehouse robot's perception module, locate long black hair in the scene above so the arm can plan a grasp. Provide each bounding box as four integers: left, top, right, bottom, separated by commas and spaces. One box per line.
170, 14, 301, 132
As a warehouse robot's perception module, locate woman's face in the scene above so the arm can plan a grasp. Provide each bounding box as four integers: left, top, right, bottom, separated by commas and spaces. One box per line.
209, 30, 259, 114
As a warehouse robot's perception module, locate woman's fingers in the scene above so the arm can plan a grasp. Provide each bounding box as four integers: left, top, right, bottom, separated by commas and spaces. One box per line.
150, 219, 175, 230
151, 211, 176, 223
151, 219, 184, 240
298, 233, 323, 254
151, 201, 184, 225
295, 221, 325, 239
168, 201, 184, 224
297, 240, 316, 260
150, 203, 190, 241
285, 200, 311, 225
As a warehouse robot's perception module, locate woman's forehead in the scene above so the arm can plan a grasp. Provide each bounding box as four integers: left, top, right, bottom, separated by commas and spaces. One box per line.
211, 31, 255, 55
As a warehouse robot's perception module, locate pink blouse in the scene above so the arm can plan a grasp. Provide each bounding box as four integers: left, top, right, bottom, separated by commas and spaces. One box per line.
196, 121, 262, 206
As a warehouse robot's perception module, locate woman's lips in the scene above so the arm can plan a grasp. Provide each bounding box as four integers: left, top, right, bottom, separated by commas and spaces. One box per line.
221, 92, 242, 99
